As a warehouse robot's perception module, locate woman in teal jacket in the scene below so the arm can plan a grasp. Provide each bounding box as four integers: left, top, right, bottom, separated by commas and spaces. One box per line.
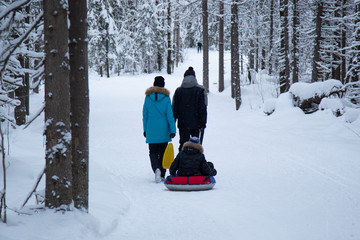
143, 76, 176, 182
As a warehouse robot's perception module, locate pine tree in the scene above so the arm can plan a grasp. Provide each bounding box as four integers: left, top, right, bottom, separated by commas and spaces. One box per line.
43, 0, 73, 209
347, 0, 360, 82
218, 0, 225, 92
231, 0, 241, 110
279, 0, 290, 92
202, 0, 209, 92
292, 0, 300, 83
312, 0, 324, 82
69, 0, 89, 211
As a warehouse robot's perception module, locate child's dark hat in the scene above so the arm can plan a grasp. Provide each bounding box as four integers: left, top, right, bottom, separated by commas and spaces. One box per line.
189, 136, 200, 144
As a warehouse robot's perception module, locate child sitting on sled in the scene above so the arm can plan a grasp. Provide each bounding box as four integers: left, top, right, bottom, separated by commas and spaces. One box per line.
169, 136, 217, 177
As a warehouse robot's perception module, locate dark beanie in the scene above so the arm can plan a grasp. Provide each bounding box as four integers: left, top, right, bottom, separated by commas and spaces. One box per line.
184, 67, 196, 77
154, 76, 165, 87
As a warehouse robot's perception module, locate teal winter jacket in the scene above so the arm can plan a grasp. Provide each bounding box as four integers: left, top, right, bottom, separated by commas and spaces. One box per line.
143, 86, 176, 144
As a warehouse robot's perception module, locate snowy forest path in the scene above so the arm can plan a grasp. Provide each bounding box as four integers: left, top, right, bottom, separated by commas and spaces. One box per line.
86, 49, 360, 240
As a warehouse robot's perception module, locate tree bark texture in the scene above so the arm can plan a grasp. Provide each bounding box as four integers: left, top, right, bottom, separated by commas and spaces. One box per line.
292, 0, 299, 83
231, 0, 241, 110
279, 0, 290, 93
312, 1, 323, 82
43, 0, 72, 209
218, 0, 224, 92
202, 0, 209, 92
167, 1, 172, 74
269, 0, 274, 75
69, 0, 89, 211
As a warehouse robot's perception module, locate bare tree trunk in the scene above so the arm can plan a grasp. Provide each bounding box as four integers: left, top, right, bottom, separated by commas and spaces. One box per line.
155, 0, 162, 72
292, 0, 299, 83
25, 5, 30, 115
312, 1, 323, 82
249, 39, 255, 71
231, 0, 241, 110
333, 0, 342, 81
174, 7, 180, 68
1, 124, 6, 223
43, 0, 72, 209
218, 0, 224, 92
255, 29, 259, 72
269, 0, 274, 75
167, 0, 172, 74
166, 1, 172, 73
348, 0, 360, 82
279, 0, 290, 93
202, 0, 209, 92
341, 0, 347, 84
14, 73, 27, 125
69, 0, 89, 211
105, 23, 110, 78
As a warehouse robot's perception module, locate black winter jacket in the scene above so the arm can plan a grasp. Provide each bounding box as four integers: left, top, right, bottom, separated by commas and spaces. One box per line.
169, 141, 217, 176
172, 75, 207, 129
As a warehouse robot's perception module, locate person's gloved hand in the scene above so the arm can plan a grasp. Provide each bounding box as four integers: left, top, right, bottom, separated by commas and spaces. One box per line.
143, 132, 146, 137
170, 133, 175, 138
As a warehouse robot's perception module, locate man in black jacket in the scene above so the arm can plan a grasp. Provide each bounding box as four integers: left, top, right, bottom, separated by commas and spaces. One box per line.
172, 67, 207, 151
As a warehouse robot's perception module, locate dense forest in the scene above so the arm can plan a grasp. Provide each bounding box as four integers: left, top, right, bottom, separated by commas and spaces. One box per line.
1, 0, 360, 216
1, 0, 360, 111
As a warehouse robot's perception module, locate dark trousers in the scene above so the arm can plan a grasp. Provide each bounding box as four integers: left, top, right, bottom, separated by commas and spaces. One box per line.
148, 142, 168, 178
178, 128, 199, 151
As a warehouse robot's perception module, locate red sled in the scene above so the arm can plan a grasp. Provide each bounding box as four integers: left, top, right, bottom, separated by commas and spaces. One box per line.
164, 175, 216, 191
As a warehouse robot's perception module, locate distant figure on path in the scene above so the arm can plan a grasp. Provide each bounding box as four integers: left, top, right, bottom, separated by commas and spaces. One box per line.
197, 42, 202, 53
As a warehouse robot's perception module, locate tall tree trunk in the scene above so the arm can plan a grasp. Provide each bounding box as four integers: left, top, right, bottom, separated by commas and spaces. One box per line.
332, 0, 342, 81
156, 0, 162, 72
14, 60, 27, 126
269, 0, 274, 75
231, 0, 241, 110
25, 5, 30, 115
218, 0, 224, 92
312, 1, 323, 82
15, 5, 31, 124
341, 0, 347, 84
202, 0, 209, 92
292, 0, 299, 83
105, 23, 110, 78
249, 39, 255, 70
166, 0, 172, 74
255, 29, 259, 72
349, 0, 360, 82
1, 124, 7, 223
174, 7, 180, 68
69, 0, 89, 211
347, 0, 360, 82
279, 0, 290, 93
44, 0, 72, 209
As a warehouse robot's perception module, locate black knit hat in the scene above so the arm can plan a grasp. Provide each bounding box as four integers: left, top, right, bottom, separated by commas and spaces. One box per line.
184, 67, 196, 77
154, 76, 165, 87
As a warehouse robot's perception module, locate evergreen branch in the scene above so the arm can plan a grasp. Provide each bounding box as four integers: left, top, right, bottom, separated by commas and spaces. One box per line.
0, 0, 31, 21
0, 12, 43, 86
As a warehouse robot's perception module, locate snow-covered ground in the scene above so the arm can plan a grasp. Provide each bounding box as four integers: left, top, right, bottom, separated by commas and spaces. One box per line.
1, 49, 360, 240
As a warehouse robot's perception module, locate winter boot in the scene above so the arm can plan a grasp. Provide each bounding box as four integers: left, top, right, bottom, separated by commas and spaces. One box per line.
155, 168, 161, 183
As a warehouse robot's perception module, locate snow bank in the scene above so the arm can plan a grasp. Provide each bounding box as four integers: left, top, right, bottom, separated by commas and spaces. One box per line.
319, 97, 345, 117
289, 79, 343, 100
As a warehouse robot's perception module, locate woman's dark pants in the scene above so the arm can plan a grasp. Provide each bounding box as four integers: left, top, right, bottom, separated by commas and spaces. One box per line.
148, 143, 168, 178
